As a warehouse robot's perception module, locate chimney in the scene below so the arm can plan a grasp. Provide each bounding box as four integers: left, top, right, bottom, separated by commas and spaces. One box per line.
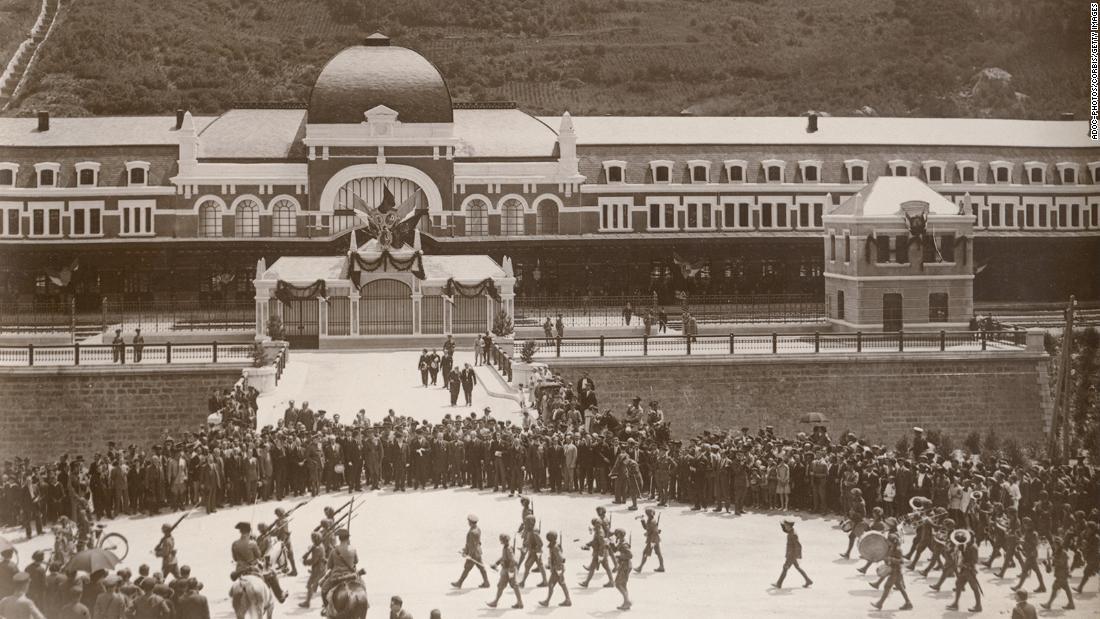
1059, 112, 1075, 121
36, 110, 49, 132
175, 109, 185, 130
806, 112, 818, 133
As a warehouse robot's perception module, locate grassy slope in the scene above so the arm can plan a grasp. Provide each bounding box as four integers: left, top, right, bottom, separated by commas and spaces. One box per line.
0, 0, 41, 78
5, 0, 1089, 118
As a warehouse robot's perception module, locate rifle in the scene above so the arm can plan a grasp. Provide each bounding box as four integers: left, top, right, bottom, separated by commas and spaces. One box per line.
154, 508, 193, 555
313, 497, 355, 533
321, 502, 364, 543
260, 498, 312, 541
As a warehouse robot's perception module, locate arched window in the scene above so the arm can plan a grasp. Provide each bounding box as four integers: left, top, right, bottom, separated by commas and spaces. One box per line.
198, 201, 222, 237
271, 199, 297, 237
465, 198, 488, 236
234, 199, 260, 238
536, 198, 559, 235
501, 198, 525, 235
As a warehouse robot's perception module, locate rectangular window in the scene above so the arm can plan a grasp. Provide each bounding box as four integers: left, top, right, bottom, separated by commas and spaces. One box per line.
922, 235, 938, 263
692, 166, 707, 182
1063, 168, 1076, 184
729, 166, 743, 182
996, 167, 1009, 183
607, 166, 622, 183
648, 204, 660, 228
687, 203, 698, 228
664, 204, 674, 228
1058, 204, 1068, 228
813, 203, 823, 227
70, 202, 104, 238
739, 203, 750, 228
1025, 204, 1035, 227
929, 293, 949, 322
761, 203, 773, 228
843, 233, 850, 263
1004, 204, 1015, 227
804, 166, 818, 182
850, 166, 864, 182
654, 166, 669, 183
875, 236, 891, 264
798, 203, 810, 228
928, 167, 942, 182
0, 203, 20, 237
723, 203, 737, 227
0, 169, 13, 187
1030, 168, 1043, 183
30, 204, 63, 237
766, 166, 781, 182
78, 169, 96, 186
990, 204, 1001, 227
829, 234, 836, 261
1092, 204, 1099, 228
600, 200, 631, 231
776, 204, 787, 228
1071, 204, 1081, 227
894, 235, 909, 264
1038, 204, 1048, 227
940, 233, 955, 262
120, 200, 155, 236
837, 291, 845, 320
962, 167, 975, 182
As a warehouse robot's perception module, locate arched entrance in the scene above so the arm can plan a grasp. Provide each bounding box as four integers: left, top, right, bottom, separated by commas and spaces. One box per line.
359, 278, 414, 335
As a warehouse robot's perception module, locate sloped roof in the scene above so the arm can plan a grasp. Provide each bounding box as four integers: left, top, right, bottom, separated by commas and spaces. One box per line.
539, 116, 1094, 149
453, 109, 558, 158
198, 109, 307, 159
261, 256, 348, 281
262, 253, 505, 284
829, 176, 958, 217
422, 254, 505, 281
0, 115, 217, 146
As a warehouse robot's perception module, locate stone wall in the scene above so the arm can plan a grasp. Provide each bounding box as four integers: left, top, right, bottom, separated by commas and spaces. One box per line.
548, 352, 1051, 445
0, 365, 244, 463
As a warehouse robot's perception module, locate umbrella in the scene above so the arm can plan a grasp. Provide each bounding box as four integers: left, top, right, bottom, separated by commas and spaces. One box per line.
0, 535, 14, 554
63, 548, 120, 574
800, 412, 829, 424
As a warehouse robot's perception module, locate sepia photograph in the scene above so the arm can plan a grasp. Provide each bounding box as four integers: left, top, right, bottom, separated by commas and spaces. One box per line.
0, 0, 1097, 617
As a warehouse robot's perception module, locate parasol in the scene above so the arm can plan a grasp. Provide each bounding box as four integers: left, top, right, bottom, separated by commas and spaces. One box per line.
800, 412, 829, 424
63, 548, 120, 574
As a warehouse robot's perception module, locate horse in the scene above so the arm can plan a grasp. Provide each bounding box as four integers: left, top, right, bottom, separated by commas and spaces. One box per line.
229, 574, 274, 619
328, 578, 370, 619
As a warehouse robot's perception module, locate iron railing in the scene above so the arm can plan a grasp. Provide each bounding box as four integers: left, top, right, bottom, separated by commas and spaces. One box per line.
489, 343, 512, 382
525, 329, 1027, 359
514, 293, 826, 327
274, 346, 288, 384
0, 300, 255, 335
0, 342, 254, 367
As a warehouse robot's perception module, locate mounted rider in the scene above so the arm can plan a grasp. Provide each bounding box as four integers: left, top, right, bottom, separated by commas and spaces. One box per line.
320, 529, 362, 617
230, 522, 288, 603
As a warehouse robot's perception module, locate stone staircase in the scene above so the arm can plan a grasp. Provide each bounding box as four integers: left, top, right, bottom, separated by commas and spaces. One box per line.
0, 0, 61, 109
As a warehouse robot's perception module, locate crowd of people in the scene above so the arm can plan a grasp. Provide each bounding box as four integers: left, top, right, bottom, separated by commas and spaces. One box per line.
1, 356, 1097, 616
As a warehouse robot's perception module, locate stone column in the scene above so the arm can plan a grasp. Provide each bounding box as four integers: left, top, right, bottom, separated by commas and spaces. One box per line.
443, 294, 453, 335
412, 278, 422, 335
1026, 328, 1046, 353
319, 297, 328, 336
349, 286, 360, 336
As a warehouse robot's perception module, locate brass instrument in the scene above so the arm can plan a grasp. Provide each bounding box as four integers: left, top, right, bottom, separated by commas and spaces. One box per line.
970, 490, 983, 502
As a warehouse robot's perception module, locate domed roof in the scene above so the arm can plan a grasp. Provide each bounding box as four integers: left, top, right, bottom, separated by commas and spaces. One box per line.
309, 34, 453, 124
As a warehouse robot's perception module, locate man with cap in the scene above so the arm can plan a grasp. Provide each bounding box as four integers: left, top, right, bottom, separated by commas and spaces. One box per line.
93, 575, 129, 619
389, 595, 413, 619
839, 487, 867, 559
174, 579, 210, 619
321, 529, 360, 617
947, 529, 983, 612
24, 551, 46, 607
487, 534, 523, 609
1011, 590, 1038, 619
0, 548, 18, 599
579, 517, 614, 588
635, 507, 665, 573
538, 531, 571, 607
154, 522, 180, 580
872, 532, 913, 611
131, 579, 169, 619
0, 573, 45, 619
911, 427, 929, 461
298, 531, 328, 608
231, 522, 287, 603
612, 535, 633, 611
517, 515, 548, 588
452, 514, 490, 589
772, 519, 813, 589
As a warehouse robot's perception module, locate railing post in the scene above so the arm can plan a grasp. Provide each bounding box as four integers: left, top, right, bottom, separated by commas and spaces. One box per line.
814, 331, 820, 353
771, 332, 778, 354
643, 334, 648, 356
729, 333, 735, 354
555, 337, 561, 358
686, 334, 692, 355
599, 335, 605, 357
213, 341, 219, 363
166, 342, 172, 364
28, 343, 34, 366
74, 342, 80, 366
120, 343, 125, 365
898, 330, 904, 352
856, 331, 862, 353
939, 330, 946, 352
980, 330, 987, 351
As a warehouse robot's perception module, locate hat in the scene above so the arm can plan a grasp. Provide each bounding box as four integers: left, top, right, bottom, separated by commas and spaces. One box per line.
467, 514, 478, 523
103, 575, 121, 587
632, 396, 641, 401
781, 518, 795, 527
913, 426, 924, 433
140, 579, 155, 591
12, 573, 29, 585
235, 522, 251, 533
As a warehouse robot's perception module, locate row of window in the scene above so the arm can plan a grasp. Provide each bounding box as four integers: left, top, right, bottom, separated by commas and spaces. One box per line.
601, 159, 1095, 185
0, 162, 150, 189
834, 292, 951, 323
599, 198, 825, 232
196, 197, 300, 238
966, 201, 1100, 230
461, 196, 560, 236
0, 200, 155, 238
828, 232, 957, 265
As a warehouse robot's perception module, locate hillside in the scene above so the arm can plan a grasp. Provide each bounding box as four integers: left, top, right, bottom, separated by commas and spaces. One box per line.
3, 0, 1089, 119
0, 0, 40, 80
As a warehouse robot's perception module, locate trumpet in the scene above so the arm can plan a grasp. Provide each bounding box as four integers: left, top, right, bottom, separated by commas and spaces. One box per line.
970, 490, 983, 502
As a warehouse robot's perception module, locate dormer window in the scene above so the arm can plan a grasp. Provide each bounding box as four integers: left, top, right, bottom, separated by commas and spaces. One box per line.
126, 161, 150, 186
1089, 161, 1100, 184
844, 159, 868, 183
1024, 161, 1046, 184
956, 160, 979, 183
0, 163, 17, 187
798, 160, 822, 183
762, 159, 785, 183
887, 160, 912, 177
75, 162, 101, 187
602, 160, 626, 184
990, 161, 1013, 184
34, 162, 60, 188
921, 160, 945, 183
649, 160, 673, 184
687, 160, 710, 183
1056, 162, 1080, 185
724, 159, 747, 183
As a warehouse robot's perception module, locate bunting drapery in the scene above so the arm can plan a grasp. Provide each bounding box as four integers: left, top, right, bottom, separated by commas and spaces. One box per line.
443, 277, 501, 302
347, 250, 426, 287
275, 280, 327, 305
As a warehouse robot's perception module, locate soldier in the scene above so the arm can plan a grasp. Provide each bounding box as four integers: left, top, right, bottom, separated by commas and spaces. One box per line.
518, 516, 548, 588
595, 506, 612, 539
947, 530, 982, 612
320, 529, 359, 617
516, 497, 534, 533
1040, 536, 1075, 610
452, 514, 490, 589
772, 519, 813, 589
579, 517, 614, 588
1076, 520, 1099, 593
487, 534, 523, 609
612, 539, 633, 611
1011, 517, 1046, 594
635, 508, 665, 573
623, 448, 642, 511
839, 487, 867, 559
298, 532, 328, 608
230, 522, 287, 604
154, 523, 179, 580
271, 507, 298, 577
871, 533, 913, 611
538, 531, 572, 607
131, 579, 169, 619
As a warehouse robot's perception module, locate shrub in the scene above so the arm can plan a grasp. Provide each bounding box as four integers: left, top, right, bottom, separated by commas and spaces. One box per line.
983, 428, 1000, 455
266, 315, 286, 340
492, 310, 514, 337
895, 433, 910, 455
964, 431, 982, 455
1003, 438, 1026, 468
520, 340, 538, 363
250, 342, 268, 368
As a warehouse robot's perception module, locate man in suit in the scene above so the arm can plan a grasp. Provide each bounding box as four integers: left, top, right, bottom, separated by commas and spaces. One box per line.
460, 364, 477, 407
283, 401, 299, 428
418, 349, 431, 386
174, 579, 210, 619
92, 575, 129, 619
447, 369, 462, 407
562, 437, 577, 492
299, 402, 316, 433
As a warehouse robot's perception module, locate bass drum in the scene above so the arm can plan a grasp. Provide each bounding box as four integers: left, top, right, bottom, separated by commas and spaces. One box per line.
858, 531, 889, 562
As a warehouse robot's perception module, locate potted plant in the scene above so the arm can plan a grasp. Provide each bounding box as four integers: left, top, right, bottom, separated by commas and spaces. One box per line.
242, 342, 278, 394
491, 309, 515, 356
510, 339, 547, 390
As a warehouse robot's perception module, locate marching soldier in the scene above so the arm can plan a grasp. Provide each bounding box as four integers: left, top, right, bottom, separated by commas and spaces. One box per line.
1076, 520, 1099, 593
487, 534, 523, 609
1040, 537, 1075, 611
154, 523, 179, 580
298, 532, 328, 608
872, 532, 913, 611
321, 529, 360, 617
517, 515, 548, 588
579, 517, 614, 588
839, 487, 867, 559
635, 508, 665, 573
516, 497, 534, 533
1011, 517, 1046, 594
612, 537, 633, 611
538, 532, 572, 607
595, 506, 612, 538
772, 518, 813, 589
946, 530, 982, 612
231, 522, 288, 604
452, 514, 490, 589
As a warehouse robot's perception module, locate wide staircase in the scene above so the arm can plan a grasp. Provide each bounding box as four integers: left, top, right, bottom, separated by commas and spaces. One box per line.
0, 0, 60, 109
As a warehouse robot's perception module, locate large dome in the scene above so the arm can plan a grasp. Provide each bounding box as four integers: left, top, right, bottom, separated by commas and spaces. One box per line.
308, 34, 453, 124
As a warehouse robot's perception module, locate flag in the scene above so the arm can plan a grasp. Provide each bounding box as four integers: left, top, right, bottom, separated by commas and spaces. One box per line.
377, 186, 396, 213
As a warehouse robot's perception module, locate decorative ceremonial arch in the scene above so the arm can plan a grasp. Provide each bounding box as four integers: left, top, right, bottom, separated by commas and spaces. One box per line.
318, 163, 444, 213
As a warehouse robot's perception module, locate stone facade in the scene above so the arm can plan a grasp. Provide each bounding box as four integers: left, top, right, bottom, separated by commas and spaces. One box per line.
0, 365, 243, 462
548, 352, 1051, 445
